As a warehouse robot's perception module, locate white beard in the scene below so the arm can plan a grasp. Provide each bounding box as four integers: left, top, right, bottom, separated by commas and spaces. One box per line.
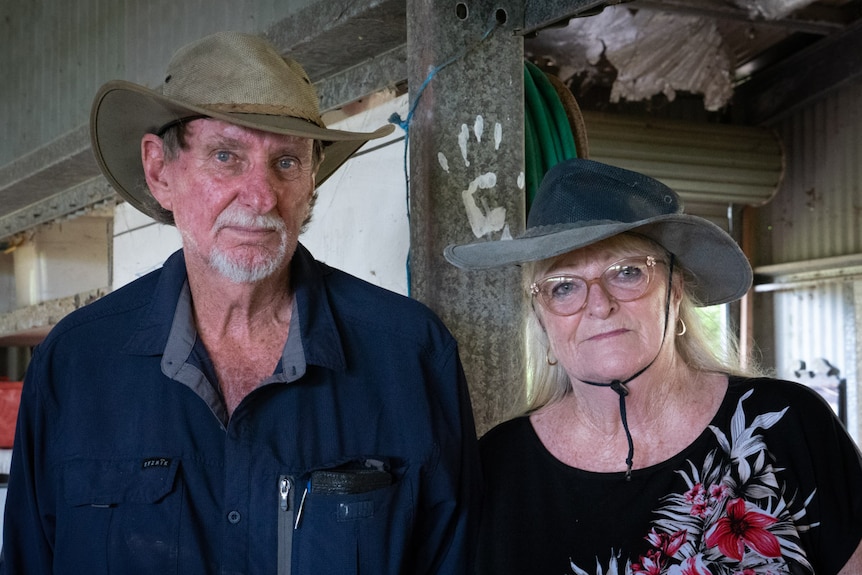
204, 208, 292, 284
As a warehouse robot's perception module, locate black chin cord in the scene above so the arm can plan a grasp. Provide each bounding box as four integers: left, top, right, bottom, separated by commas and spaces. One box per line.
583, 364, 650, 480
581, 255, 675, 481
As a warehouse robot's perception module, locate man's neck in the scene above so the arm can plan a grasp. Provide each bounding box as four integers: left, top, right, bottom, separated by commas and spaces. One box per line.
186, 261, 293, 339
185, 263, 295, 417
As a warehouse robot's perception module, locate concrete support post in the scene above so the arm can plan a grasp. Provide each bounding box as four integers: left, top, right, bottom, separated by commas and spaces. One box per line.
406, 0, 526, 435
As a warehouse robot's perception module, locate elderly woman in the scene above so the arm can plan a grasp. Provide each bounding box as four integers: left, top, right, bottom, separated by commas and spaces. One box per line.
445, 159, 862, 575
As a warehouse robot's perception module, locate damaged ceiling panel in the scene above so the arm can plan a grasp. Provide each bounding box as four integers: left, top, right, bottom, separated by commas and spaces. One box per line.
734, 0, 818, 20
526, 0, 862, 113
527, 6, 735, 110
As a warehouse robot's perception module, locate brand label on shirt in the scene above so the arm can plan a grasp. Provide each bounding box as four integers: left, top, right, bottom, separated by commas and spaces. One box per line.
142, 457, 172, 469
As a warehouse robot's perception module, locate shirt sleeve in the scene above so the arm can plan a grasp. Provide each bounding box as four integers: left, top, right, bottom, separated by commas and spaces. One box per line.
767, 379, 862, 575
412, 340, 482, 575
806, 398, 862, 574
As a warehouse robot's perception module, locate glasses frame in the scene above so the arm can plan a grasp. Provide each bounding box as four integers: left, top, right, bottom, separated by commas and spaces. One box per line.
530, 255, 660, 317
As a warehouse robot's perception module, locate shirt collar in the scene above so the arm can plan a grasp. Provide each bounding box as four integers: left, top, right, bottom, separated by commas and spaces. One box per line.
123, 245, 347, 374
291, 243, 346, 372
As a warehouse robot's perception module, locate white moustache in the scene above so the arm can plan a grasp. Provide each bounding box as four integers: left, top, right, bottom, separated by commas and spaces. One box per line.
215, 209, 286, 233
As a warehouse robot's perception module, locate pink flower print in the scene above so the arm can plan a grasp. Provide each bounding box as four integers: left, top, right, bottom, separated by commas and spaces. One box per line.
685, 483, 706, 503
631, 554, 662, 575
705, 498, 782, 561
709, 483, 727, 501
685, 484, 711, 518
668, 555, 713, 575
645, 528, 687, 557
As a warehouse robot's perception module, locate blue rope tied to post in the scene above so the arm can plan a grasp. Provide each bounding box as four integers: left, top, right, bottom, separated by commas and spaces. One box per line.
389, 14, 501, 140
387, 15, 501, 294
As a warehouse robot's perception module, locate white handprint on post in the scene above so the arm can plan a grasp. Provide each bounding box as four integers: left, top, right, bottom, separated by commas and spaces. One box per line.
438, 115, 520, 240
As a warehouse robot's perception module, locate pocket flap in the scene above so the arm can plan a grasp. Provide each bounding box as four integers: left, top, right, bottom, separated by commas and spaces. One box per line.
64, 457, 179, 506
311, 469, 393, 495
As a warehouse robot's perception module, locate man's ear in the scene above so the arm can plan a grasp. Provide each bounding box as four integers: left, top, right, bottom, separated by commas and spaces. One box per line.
141, 134, 173, 210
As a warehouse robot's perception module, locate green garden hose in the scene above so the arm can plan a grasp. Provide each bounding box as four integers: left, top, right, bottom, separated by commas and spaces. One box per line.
524, 60, 581, 210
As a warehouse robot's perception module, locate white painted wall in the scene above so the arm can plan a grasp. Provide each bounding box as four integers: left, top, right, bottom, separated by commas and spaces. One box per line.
112, 203, 182, 288
12, 217, 110, 308
0, 255, 14, 314
304, 94, 410, 295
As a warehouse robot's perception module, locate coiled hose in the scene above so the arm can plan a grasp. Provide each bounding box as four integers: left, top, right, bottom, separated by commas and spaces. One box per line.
524, 60, 589, 211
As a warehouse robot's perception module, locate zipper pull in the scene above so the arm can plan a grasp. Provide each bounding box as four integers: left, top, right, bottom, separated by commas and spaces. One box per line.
279, 476, 291, 512
277, 475, 295, 575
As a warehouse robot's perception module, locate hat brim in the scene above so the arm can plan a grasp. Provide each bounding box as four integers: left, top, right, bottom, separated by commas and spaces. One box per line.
443, 213, 752, 306
90, 80, 394, 219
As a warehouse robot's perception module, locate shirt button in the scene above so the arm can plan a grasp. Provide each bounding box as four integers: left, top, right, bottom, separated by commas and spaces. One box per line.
227, 510, 241, 524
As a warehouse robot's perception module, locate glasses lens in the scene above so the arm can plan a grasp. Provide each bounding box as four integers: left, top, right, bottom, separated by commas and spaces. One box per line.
602, 258, 653, 302
532, 257, 656, 316
538, 276, 588, 315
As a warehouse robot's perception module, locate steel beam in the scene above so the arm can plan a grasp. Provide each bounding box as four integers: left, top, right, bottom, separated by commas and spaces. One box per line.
316, 44, 408, 111
737, 18, 862, 124
0, 124, 109, 241
521, 0, 610, 35
266, 0, 407, 87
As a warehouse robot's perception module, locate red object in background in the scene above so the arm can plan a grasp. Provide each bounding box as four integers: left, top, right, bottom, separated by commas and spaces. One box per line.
0, 381, 23, 448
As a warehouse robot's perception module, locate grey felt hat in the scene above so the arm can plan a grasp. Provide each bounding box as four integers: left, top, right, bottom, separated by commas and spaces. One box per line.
443, 158, 752, 306
90, 31, 394, 221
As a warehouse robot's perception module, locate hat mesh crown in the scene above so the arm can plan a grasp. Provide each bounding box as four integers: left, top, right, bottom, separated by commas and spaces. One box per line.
527, 162, 682, 230
161, 31, 323, 127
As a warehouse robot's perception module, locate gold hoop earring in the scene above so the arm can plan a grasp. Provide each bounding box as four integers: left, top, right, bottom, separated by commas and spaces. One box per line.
676, 318, 687, 336
546, 348, 558, 366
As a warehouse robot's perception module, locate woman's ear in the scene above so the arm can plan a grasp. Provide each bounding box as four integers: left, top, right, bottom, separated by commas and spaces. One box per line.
141, 134, 173, 210
673, 274, 686, 305
531, 300, 548, 333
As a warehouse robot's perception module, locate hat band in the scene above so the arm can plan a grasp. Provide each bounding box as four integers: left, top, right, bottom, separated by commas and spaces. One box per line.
155, 115, 208, 136
201, 102, 319, 121
153, 106, 325, 138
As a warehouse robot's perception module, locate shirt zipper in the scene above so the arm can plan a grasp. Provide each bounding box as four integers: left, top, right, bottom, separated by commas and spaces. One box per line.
277, 475, 295, 575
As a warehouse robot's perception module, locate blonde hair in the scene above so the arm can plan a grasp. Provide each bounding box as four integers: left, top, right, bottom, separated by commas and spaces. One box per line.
517, 233, 759, 416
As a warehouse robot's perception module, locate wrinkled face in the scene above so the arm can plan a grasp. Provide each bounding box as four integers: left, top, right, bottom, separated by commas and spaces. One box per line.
146, 119, 316, 283
534, 241, 673, 384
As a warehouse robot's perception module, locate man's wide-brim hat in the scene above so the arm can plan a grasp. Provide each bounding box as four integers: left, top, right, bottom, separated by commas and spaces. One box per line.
444, 158, 753, 306
90, 31, 393, 220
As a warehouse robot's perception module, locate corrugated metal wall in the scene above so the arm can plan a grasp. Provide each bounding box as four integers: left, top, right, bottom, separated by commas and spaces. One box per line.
753, 77, 862, 441
769, 280, 858, 438
757, 79, 862, 264
1, 0, 313, 166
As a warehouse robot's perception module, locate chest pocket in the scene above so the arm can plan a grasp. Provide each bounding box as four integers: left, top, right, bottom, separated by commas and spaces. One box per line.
293, 458, 415, 575
57, 457, 182, 575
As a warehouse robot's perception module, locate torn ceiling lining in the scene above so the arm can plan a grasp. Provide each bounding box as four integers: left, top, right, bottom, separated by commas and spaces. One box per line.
528, 5, 736, 110
733, 0, 819, 20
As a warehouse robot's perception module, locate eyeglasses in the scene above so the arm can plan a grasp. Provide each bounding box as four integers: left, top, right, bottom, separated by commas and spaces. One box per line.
530, 256, 660, 316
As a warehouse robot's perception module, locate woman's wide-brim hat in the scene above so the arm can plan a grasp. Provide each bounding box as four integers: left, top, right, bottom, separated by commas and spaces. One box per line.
90, 31, 393, 221
444, 158, 753, 306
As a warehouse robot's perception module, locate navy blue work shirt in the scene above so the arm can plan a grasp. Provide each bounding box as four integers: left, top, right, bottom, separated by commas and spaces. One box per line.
1, 246, 481, 574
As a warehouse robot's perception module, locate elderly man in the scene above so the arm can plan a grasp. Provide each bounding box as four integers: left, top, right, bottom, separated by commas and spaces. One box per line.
1, 31, 480, 574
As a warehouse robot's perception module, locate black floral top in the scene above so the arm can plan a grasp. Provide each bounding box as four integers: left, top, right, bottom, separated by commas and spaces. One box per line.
477, 377, 862, 575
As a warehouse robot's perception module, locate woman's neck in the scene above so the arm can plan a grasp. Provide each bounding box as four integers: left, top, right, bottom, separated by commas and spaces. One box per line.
531, 364, 728, 472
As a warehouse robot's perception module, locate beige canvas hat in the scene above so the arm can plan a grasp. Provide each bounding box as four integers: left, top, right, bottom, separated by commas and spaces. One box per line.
90, 31, 394, 222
